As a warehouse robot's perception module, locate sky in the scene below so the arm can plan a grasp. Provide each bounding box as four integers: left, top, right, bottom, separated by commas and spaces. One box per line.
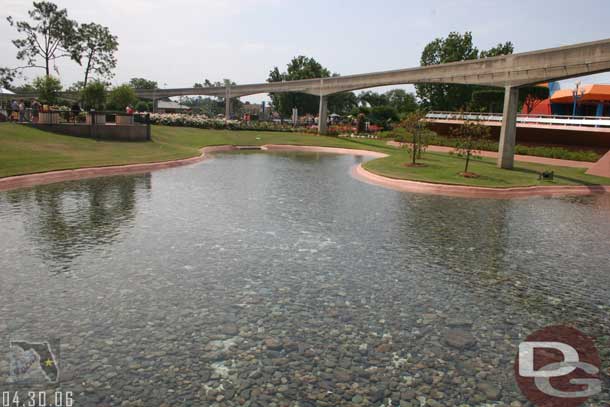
2, 0, 610, 103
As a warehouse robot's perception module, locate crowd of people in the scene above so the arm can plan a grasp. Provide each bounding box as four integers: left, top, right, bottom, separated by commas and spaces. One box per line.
2, 99, 44, 123
1, 99, 138, 123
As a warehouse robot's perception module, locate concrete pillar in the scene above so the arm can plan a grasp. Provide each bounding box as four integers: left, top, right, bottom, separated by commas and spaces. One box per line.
225, 87, 231, 119
497, 86, 519, 169
318, 95, 328, 135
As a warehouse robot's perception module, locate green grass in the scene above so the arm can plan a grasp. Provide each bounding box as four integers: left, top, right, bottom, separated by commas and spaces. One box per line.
380, 128, 603, 162
0, 123, 391, 178
364, 150, 610, 188
1, 122, 608, 188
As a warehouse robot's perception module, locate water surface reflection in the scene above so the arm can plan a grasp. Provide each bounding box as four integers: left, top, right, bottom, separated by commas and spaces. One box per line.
0, 153, 608, 406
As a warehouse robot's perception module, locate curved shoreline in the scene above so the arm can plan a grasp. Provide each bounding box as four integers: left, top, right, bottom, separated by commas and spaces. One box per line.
353, 163, 610, 199
0, 145, 385, 192
0, 144, 608, 198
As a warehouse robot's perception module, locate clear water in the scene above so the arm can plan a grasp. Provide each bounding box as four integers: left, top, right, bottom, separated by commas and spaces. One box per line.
1, 152, 609, 406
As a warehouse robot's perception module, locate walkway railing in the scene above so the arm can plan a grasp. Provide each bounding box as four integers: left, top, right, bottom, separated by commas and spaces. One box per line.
426, 111, 610, 128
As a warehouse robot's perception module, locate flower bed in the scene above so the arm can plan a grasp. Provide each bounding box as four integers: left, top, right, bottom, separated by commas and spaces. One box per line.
149, 113, 303, 132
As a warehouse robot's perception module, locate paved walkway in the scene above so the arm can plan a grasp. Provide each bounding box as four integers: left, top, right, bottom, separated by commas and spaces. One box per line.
586, 150, 610, 177
386, 141, 599, 170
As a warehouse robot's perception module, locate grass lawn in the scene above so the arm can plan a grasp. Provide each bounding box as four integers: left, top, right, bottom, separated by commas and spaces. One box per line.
1, 122, 608, 188
0, 123, 391, 178
364, 150, 610, 188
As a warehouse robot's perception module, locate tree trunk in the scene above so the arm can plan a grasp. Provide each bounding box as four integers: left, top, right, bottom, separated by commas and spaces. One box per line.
83, 52, 93, 87
465, 152, 470, 173
412, 141, 416, 165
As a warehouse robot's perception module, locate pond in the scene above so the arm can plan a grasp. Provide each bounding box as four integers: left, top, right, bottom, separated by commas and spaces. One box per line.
1, 151, 609, 406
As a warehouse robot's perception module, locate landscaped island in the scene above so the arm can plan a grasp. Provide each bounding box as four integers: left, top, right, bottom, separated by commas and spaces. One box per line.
1, 123, 609, 190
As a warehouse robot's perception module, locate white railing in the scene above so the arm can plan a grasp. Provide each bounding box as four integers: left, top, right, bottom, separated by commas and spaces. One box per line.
426, 111, 610, 128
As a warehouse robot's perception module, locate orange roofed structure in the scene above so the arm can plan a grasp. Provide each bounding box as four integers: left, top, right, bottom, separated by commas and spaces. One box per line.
524, 83, 610, 116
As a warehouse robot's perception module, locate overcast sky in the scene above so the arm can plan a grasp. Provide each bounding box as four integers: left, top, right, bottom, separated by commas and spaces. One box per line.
2, 0, 610, 103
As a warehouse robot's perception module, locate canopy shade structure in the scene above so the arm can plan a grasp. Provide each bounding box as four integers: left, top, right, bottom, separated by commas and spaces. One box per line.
550, 84, 610, 103
0, 88, 15, 95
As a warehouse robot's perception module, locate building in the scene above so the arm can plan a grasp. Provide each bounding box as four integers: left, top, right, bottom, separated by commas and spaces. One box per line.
525, 82, 610, 117
155, 100, 191, 114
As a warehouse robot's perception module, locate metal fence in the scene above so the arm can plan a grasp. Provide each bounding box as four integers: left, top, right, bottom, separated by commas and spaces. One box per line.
426, 111, 610, 128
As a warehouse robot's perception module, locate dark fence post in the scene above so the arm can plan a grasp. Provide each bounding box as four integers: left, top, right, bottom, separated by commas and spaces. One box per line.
146, 113, 151, 141
89, 109, 95, 139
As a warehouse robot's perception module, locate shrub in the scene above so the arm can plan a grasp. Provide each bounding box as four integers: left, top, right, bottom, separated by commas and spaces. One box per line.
33, 76, 62, 105
107, 85, 137, 111
81, 81, 106, 110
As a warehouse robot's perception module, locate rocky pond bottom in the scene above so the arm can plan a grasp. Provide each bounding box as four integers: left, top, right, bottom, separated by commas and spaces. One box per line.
0, 151, 609, 406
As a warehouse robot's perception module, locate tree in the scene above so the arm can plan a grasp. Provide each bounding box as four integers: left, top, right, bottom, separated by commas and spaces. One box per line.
135, 100, 150, 112
358, 91, 389, 107
78, 23, 118, 86
368, 105, 399, 128
399, 111, 429, 166
328, 91, 358, 115
416, 32, 513, 111
470, 89, 505, 112
416, 32, 478, 111
33, 75, 62, 104
129, 77, 158, 89
479, 42, 514, 58
386, 89, 418, 114
0, 67, 18, 89
520, 86, 550, 114
470, 86, 549, 113
80, 81, 106, 110
268, 56, 332, 116
107, 84, 136, 111
6, 1, 80, 77
451, 119, 491, 176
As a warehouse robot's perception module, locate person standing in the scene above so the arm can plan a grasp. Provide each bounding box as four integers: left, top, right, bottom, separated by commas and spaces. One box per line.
10, 100, 18, 121
31, 99, 40, 123
18, 100, 25, 122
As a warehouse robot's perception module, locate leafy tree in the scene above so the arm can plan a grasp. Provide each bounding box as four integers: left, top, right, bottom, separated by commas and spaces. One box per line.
399, 111, 429, 166
416, 32, 478, 111
479, 42, 514, 58
67, 81, 85, 92
268, 56, 332, 116
368, 105, 399, 128
416, 32, 513, 111
470, 89, 505, 112
135, 100, 150, 112
33, 75, 62, 104
328, 91, 358, 115
451, 119, 491, 176
358, 91, 389, 107
520, 86, 550, 114
192, 79, 243, 116
470, 86, 549, 113
0, 67, 18, 89
386, 89, 418, 114
80, 81, 106, 110
78, 23, 118, 86
12, 83, 36, 93
107, 84, 137, 110
6, 1, 80, 77
129, 77, 158, 89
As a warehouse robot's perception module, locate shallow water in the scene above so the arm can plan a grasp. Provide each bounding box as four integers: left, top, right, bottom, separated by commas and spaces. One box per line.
1, 152, 609, 406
